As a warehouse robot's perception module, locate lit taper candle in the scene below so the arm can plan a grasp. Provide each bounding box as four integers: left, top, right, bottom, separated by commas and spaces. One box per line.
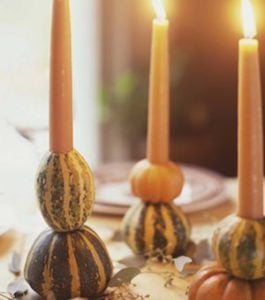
147, 0, 169, 164
50, 0, 73, 153
238, 0, 264, 219
122, 0, 190, 258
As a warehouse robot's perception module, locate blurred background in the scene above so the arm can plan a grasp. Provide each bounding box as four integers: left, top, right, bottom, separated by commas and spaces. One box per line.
1, 0, 265, 215
100, 0, 265, 176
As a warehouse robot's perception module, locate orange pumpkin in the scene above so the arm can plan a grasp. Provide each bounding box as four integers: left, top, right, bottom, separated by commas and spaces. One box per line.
129, 159, 184, 203
188, 263, 265, 300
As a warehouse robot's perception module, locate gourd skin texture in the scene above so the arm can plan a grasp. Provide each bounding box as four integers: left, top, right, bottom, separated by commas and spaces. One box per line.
36, 149, 95, 232
24, 226, 113, 300
188, 263, 265, 300
130, 159, 184, 203
121, 201, 190, 257
212, 215, 265, 280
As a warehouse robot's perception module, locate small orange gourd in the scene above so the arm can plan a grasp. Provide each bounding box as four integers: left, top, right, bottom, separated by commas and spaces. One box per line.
188, 263, 265, 300
130, 159, 184, 203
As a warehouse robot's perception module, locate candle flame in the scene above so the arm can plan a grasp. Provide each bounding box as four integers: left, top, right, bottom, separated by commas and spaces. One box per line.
241, 0, 256, 38
152, 0, 166, 19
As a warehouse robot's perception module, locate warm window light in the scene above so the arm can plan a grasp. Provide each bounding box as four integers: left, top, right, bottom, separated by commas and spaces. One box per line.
241, 0, 256, 38
152, 0, 166, 19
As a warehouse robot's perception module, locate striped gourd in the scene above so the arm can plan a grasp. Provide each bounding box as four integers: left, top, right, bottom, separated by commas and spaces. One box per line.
36, 149, 94, 232
213, 214, 265, 280
121, 201, 190, 257
24, 225, 113, 299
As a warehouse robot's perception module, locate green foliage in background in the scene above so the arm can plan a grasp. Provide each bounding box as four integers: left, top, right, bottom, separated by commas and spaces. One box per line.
98, 49, 193, 147
99, 69, 149, 141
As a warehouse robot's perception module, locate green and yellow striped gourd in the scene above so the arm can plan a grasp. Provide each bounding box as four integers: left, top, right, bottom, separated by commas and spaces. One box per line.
24, 225, 113, 299
121, 201, 190, 257
213, 215, 265, 280
36, 149, 94, 232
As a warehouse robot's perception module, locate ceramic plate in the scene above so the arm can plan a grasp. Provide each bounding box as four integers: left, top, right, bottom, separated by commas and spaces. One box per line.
94, 163, 228, 215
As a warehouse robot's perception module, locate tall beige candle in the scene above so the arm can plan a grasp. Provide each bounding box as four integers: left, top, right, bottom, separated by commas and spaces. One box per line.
50, 0, 73, 153
147, 0, 169, 164
237, 0, 263, 219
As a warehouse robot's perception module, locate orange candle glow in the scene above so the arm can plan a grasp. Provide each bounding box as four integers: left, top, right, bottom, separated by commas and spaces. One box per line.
237, 0, 264, 219
147, 0, 169, 164
50, 0, 73, 153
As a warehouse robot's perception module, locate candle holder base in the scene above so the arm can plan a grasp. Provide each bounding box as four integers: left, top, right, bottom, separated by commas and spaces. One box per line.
130, 159, 184, 203
36, 149, 94, 232
24, 225, 113, 299
121, 201, 191, 257
24, 149, 113, 298
212, 214, 265, 280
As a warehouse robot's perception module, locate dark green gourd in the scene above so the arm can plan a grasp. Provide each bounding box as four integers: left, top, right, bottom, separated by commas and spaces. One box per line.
122, 201, 191, 257
24, 226, 113, 299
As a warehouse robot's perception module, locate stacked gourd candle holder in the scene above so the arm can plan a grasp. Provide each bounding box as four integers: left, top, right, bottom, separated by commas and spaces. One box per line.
121, 2, 191, 258
24, 1, 112, 299
189, 1, 265, 299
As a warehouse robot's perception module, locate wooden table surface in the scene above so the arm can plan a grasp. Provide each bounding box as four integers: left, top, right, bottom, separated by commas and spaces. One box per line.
0, 179, 237, 299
